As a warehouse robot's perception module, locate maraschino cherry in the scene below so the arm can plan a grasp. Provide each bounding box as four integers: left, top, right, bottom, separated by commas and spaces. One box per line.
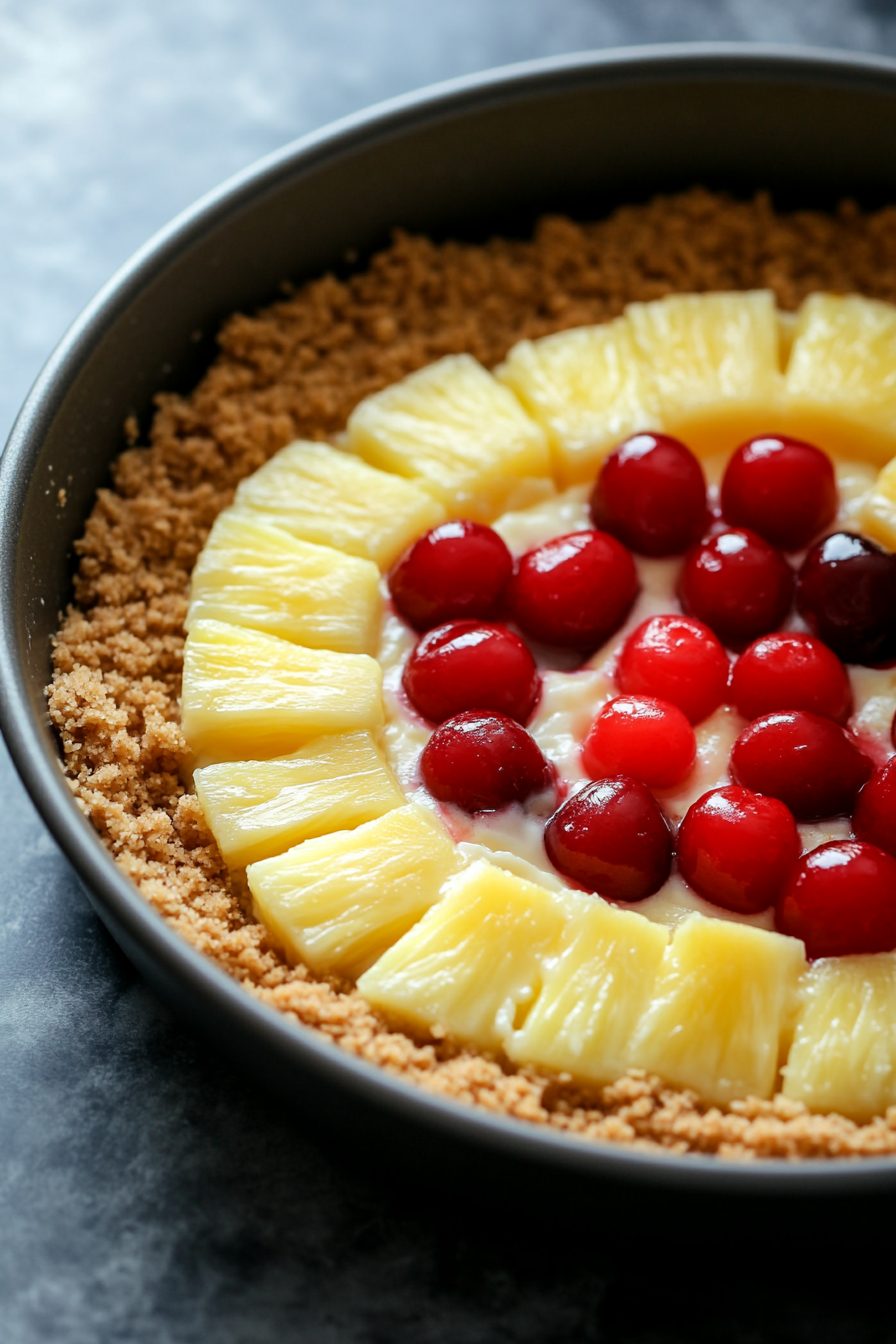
544, 777, 672, 901
677, 786, 801, 914
730, 710, 872, 821
421, 711, 551, 813
730, 632, 852, 724
389, 520, 512, 630
616, 614, 730, 724
796, 532, 896, 666
590, 432, 708, 556
853, 758, 896, 859
506, 529, 639, 649
582, 695, 696, 789
721, 435, 837, 551
403, 620, 539, 724
679, 526, 794, 649
776, 840, 896, 958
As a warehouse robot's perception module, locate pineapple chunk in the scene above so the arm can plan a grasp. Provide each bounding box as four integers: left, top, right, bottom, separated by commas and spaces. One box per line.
858, 454, 896, 551
784, 293, 896, 464
625, 290, 785, 457
193, 731, 404, 868
496, 317, 661, 486
781, 954, 896, 1121
347, 354, 551, 520
187, 508, 381, 654
247, 803, 463, 977
234, 440, 445, 569
182, 619, 383, 765
629, 914, 806, 1105
357, 861, 569, 1052
506, 896, 669, 1083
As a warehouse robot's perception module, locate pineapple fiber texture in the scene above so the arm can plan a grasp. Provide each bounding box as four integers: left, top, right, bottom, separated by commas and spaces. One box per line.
193, 732, 404, 868
347, 353, 551, 518
187, 508, 381, 654
234, 440, 445, 569
358, 862, 570, 1052
247, 804, 463, 978
782, 954, 896, 1121
181, 619, 383, 764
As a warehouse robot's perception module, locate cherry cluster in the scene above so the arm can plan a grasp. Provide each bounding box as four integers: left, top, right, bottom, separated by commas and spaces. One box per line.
388, 432, 896, 960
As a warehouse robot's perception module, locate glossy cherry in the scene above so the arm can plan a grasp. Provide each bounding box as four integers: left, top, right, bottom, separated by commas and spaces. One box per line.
721, 435, 837, 551
582, 695, 696, 789
544, 777, 672, 901
796, 532, 896, 666
679, 526, 794, 650
677, 786, 801, 914
730, 632, 852, 724
402, 620, 539, 724
590, 432, 708, 556
776, 840, 896, 958
388, 520, 513, 631
616, 614, 730, 724
730, 710, 873, 821
853, 758, 896, 859
421, 711, 551, 813
506, 529, 639, 650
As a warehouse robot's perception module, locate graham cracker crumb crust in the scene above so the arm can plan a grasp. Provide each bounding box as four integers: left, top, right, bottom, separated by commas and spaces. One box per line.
48, 189, 896, 1161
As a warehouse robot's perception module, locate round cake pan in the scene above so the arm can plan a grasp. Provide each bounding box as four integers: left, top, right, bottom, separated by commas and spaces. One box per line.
5, 43, 896, 1197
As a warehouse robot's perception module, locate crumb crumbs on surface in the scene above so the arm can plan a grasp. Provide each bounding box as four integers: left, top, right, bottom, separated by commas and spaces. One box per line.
47, 189, 896, 1161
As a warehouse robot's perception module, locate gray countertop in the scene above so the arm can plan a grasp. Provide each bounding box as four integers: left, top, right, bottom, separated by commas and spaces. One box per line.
4, 3, 896, 1340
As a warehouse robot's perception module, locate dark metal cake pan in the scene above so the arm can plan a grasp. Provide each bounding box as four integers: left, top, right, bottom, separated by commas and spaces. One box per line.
5, 43, 896, 1196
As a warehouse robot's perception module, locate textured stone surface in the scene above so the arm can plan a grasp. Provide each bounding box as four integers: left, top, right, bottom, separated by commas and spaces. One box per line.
4, 2, 896, 1339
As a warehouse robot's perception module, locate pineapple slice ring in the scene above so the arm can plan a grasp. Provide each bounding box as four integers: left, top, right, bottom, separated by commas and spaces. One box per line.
181, 289, 896, 1124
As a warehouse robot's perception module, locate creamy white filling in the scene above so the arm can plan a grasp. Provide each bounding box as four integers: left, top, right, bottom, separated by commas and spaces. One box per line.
378, 457, 896, 929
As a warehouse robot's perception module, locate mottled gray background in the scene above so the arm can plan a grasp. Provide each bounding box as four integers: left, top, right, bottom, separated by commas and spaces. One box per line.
4, 3, 896, 1341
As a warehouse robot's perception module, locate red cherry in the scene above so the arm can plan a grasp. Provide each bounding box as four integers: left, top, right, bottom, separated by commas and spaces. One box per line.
796, 532, 896, 667
853, 758, 896, 858
679, 526, 794, 650
420, 711, 550, 813
403, 621, 539, 724
616, 614, 729, 724
544, 777, 672, 901
776, 840, 896, 958
388, 520, 513, 631
677, 786, 801, 914
721, 435, 837, 551
730, 710, 873, 821
506, 529, 639, 650
730, 632, 852, 724
590, 432, 708, 556
582, 695, 696, 789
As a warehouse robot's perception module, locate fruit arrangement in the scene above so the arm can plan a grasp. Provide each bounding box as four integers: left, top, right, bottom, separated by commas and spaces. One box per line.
182, 289, 896, 1127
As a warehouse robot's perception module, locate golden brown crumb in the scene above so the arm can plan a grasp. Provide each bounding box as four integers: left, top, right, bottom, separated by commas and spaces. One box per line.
48, 188, 896, 1160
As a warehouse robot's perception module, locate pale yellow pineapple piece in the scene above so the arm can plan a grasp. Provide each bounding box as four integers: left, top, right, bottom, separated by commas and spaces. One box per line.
193, 731, 403, 869
187, 508, 381, 654
496, 317, 661, 486
784, 293, 896, 464
625, 290, 786, 457
357, 861, 569, 1052
234, 440, 445, 569
247, 804, 463, 978
506, 896, 668, 1083
347, 354, 551, 520
629, 914, 806, 1105
781, 953, 896, 1121
858, 454, 896, 550
182, 619, 383, 765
